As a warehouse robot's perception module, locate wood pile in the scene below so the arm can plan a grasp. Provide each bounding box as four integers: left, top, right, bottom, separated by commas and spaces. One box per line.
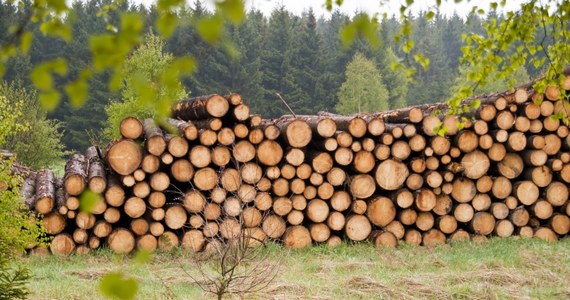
21, 78, 570, 254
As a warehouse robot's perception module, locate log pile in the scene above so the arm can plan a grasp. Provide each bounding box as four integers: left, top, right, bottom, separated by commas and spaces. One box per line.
21, 80, 570, 254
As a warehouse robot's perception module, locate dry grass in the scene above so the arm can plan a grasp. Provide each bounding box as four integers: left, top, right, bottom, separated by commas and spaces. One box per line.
21, 237, 570, 299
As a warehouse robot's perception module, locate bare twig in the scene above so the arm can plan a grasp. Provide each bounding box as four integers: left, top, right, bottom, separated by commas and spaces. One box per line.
276, 93, 296, 118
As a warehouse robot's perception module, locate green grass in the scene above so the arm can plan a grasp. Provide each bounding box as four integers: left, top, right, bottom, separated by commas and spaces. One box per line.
21, 238, 570, 299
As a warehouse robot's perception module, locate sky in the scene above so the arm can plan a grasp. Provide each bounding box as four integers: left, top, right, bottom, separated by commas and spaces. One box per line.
186, 0, 526, 18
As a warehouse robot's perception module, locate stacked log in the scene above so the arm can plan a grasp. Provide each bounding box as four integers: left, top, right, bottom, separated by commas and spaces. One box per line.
22, 80, 570, 254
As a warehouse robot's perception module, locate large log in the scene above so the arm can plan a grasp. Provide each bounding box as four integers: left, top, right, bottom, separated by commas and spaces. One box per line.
107, 139, 142, 176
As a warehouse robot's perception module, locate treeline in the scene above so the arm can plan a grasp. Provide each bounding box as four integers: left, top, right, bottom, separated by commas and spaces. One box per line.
0, 0, 548, 151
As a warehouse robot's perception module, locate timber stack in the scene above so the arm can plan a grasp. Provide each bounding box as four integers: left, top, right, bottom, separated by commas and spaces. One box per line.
21, 77, 570, 254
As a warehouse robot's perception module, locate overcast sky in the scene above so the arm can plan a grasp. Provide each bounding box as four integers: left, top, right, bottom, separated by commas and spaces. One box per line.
184, 0, 525, 18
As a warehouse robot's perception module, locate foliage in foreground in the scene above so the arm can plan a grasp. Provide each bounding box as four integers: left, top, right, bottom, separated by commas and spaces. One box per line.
0, 81, 68, 169
0, 158, 47, 300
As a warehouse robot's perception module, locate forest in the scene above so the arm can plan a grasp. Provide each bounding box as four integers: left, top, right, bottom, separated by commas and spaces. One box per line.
0, 0, 546, 152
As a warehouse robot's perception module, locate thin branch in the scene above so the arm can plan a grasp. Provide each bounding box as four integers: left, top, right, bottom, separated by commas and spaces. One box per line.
276, 93, 296, 118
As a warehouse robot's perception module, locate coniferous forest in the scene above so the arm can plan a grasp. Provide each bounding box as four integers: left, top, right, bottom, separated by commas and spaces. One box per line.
0, 0, 550, 151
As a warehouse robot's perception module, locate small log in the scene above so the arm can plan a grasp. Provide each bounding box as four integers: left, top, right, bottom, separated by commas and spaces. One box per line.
262, 215, 286, 239
422, 229, 446, 247
367, 196, 396, 227
454, 203, 474, 223
50, 234, 75, 255
345, 214, 372, 241
35, 169, 56, 214
283, 225, 312, 249
350, 174, 376, 199
172, 94, 229, 120
164, 205, 187, 230
143, 119, 166, 156
64, 154, 87, 196
120, 117, 143, 139
491, 176, 512, 199
512, 181, 539, 205
415, 212, 434, 231
545, 181, 569, 206
166, 118, 198, 141
171, 159, 194, 182
510, 206, 530, 227
375, 159, 409, 191
497, 153, 524, 179
193, 167, 218, 191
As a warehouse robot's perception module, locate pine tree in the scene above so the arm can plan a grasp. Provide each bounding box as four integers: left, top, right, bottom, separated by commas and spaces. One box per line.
259, 6, 302, 117
380, 48, 408, 109
336, 52, 389, 114
289, 9, 327, 113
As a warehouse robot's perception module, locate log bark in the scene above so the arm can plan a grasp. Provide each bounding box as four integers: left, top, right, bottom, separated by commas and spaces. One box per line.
64, 154, 86, 196
172, 94, 230, 120
35, 169, 56, 214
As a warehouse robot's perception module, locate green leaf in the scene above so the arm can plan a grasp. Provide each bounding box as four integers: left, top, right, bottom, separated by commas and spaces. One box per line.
426, 11, 435, 20
490, 2, 498, 10
65, 78, 89, 107
403, 39, 414, 53
325, 0, 332, 11
121, 13, 144, 35
215, 0, 245, 25
30, 66, 53, 91
195, 15, 224, 44
79, 189, 101, 213
470, 99, 481, 109
20, 31, 33, 54
156, 12, 178, 38
133, 249, 151, 264
51, 58, 68, 76
157, 0, 183, 10
38, 90, 61, 112
46, 0, 68, 13
340, 24, 356, 48
99, 272, 139, 300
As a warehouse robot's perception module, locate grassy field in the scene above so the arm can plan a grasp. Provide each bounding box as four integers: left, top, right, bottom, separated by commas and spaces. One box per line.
23, 237, 570, 299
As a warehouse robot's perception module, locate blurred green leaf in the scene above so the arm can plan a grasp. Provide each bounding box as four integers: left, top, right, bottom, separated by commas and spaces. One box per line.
99, 272, 139, 300
133, 249, 151, 264
39, 90, 61, 112
46, 0, 68, 13
30, 66, 53, 91
157, 0, 183, 10
196, 15, 224, 44
120, 13, 144, 35
20, 31, 33, 54
426, 11, 435, 20
156, 12, 178, 38
79, 189, 101, 213
65, 78, 89, 107
215, 0, 245, 25
470, 99, 481, 109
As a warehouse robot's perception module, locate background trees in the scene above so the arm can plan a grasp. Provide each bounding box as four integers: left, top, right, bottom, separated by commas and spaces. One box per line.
0, 82, 67, 169
336, 52, 389, 114
0, 0, 557, 153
